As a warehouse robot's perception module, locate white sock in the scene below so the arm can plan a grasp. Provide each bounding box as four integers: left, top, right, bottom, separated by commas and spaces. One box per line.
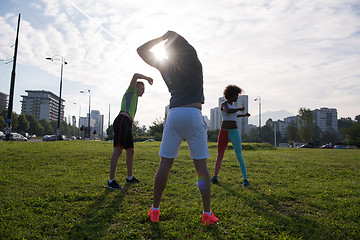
204, 211, 211, 216
152, 206, 160, 211
109, 179, 115, 183
127, 176, 134, 180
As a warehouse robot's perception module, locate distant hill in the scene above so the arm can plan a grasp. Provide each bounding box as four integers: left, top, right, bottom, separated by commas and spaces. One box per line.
248, 110, 295, 126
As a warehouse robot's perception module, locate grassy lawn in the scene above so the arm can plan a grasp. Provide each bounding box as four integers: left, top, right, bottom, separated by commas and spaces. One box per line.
0, 141, 359, 239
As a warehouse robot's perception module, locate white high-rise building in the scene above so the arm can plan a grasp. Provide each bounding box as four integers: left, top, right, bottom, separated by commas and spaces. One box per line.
210, 107, 221, 130
79, 116, 96, 128
313, 107, 338, 132
21, 90, 64, 122
91, 110, 104, 136
79, 110, 104, 138
273, 120, 291, 139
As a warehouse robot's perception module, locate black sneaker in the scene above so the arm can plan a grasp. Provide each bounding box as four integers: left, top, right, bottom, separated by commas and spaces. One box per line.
243, 179, 250, 187
126, 176, 140, 183
211, 176, 219, 184
107, 179, 123, 189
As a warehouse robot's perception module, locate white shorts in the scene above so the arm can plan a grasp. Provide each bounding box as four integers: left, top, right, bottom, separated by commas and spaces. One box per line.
159, 107, 209, 159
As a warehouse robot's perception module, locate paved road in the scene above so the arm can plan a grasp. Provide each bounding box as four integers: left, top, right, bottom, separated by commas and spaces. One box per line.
29, 138, 43, 142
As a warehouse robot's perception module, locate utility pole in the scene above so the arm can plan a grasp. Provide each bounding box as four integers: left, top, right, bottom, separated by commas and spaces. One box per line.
5, 14, 21, 141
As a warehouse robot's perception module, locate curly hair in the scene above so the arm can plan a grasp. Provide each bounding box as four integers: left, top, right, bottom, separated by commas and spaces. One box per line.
223, 85, 242, 100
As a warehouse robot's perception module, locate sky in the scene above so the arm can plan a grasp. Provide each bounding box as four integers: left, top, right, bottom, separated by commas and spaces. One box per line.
1, 0, 359, 129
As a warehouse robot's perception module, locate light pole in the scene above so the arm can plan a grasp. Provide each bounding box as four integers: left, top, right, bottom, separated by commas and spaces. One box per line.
80, 90, 91, 140
273, 123, 277, 147
46, 55, 67, 140
254, 96, 261, 143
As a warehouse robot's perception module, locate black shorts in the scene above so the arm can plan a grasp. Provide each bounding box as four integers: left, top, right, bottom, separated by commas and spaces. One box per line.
113, 114, 133, 149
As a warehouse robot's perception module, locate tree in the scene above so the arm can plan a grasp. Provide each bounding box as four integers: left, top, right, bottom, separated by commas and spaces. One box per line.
355, 115, 360, 123
322, 129, 342, 144
261, 124, 274, 145
18, 114, 30, 133
286, 124, 299, 144
106, 124, 113, 136
0, 110, 18, 132
60, 120, 71, 136
298, 107, 314, 143
106, 124, 114, 140
148, 118, 164, 141
25, 114, 43, 136
242, 127, 259, 143
50, 121, 57, 134
343, 123, 360, 147
0, 116, 6, 131
338, 117, 355, 133
133, 121, 147, 137
39, 119, 54, 135
207, 129, 219, 142
11, 112, 19, 132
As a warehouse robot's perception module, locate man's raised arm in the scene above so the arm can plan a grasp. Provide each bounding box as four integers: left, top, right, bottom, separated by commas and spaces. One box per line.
129, 73, 153, 89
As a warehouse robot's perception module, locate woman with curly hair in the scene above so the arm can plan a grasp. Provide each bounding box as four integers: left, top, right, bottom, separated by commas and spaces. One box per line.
211, 85, 250, 186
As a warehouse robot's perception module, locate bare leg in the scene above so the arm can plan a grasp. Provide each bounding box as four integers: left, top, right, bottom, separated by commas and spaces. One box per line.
125, 148, 135, 177
110, 146, 123, 179
152, 157, 174, 208
193, 159, 211, 212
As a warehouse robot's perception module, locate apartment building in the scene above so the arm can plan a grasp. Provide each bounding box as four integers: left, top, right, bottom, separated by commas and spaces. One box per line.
313, 107, 338, 132
0, 91, 8, 111
21, 90, 64, 121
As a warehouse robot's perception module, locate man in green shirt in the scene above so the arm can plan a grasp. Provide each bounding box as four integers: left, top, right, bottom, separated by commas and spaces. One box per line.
107, 73, 153, 189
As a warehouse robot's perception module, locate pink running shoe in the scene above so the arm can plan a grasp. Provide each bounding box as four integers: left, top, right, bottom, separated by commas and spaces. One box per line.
148, 206, 160, 223
201, 210, 219, 225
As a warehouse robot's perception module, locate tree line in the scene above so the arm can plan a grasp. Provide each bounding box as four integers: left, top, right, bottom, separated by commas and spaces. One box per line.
239, 108, 360, 147
104, 108, 360, 147
106, 118, 164, 142
3, 106, 358, 146
0, 109, 78, 137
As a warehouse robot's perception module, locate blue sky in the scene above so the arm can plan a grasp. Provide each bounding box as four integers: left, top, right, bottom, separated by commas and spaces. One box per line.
1, 0, 359, 128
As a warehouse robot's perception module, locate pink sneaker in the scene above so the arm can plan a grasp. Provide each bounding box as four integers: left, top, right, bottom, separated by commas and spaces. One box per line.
201, 210, 219, 225
148, 206, 160, 223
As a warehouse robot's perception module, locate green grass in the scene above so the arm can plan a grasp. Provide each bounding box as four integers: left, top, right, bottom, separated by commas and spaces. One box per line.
0, 141, 359, 239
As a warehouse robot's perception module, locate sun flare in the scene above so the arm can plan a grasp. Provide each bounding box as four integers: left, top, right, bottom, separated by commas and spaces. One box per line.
150, 41, 167, 60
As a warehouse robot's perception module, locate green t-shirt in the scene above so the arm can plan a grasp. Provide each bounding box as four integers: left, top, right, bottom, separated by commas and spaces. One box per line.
120, 88, 138, 121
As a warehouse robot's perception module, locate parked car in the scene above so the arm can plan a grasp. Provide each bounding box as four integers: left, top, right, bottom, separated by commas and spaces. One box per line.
10, 133, 28, 141
346, 145, 359, 149
21, 132, 30, 139
300, 144, 313, 148
321, 144, 333, 149
333, 145, 347, 149
279, 143, 290, 148
43, 135, 56, 141
43, 135, 64, 141
0, 131, 4, 140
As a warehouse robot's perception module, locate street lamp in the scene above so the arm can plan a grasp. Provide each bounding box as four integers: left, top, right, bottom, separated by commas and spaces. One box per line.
80, 90, 91, 140
46, 55, 67, 141
254, 96, 261, 143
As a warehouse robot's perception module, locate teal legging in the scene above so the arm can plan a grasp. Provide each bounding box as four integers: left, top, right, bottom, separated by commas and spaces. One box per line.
214, 128, 247, 180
